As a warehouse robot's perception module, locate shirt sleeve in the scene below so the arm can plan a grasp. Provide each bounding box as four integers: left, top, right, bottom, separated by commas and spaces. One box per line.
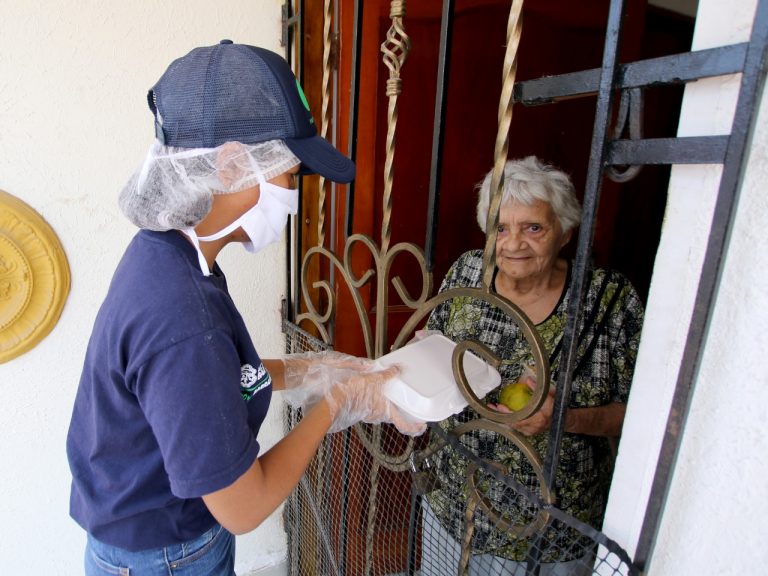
134, 329, 261, 499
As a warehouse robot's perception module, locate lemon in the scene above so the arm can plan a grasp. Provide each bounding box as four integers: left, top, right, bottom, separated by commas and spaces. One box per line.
498, 381, 532, 411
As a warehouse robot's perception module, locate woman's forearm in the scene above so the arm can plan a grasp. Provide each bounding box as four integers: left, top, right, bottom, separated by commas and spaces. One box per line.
564, 402, 626, 437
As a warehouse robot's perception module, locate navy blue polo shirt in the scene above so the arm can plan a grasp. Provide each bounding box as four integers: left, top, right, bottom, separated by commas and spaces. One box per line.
67, 230, 272, 551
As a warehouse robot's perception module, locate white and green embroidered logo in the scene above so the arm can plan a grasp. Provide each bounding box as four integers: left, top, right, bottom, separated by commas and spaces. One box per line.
240, 363, 271, 401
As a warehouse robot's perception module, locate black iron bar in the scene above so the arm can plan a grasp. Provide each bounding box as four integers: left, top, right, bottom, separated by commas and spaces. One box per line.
514, 43, 748, 106
607, 135, 729, 165
425, 0, 455, 272
345, 0, 363, 238
633, 0, 768, 573
292, 0, 305, 325
283, 0, 294, 322
284, 0, 301, 323
406, 490, 421, 576
281, 2, 300, 47
515, 68, 600, 106
543, 0, 627, 499
531, 0, 628, 572
621, 43, 748, 88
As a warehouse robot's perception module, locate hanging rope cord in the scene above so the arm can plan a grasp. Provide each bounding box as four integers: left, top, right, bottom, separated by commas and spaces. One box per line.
317, 0, 334, 248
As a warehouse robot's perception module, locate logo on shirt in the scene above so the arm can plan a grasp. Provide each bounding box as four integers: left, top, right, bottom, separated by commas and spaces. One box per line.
240, 363, 271, 401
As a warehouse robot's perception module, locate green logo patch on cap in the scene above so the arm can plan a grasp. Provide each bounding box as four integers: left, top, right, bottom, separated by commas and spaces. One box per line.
295, 80, 315, 125
295, 80, 310, 110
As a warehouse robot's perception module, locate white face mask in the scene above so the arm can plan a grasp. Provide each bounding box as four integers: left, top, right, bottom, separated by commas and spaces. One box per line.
184, 180, 298, 276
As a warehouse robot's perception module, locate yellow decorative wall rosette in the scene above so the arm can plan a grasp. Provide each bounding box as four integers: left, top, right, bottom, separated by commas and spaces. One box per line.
0, 190, 70, 363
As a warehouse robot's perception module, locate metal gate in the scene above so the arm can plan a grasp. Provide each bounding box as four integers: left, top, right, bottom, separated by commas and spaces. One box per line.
279, 1, 768, 574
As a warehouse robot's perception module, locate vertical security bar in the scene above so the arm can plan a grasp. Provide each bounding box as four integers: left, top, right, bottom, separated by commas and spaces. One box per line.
345, 0, 363, 237
281, 6, 301, 574
633, 1, 768, 572
283, 0, 300, 322
480, 1, 524, 291
281, 0, 292, 321
529, 1, 628, 571
543, 0, 627, 482
285, 0, 306, 323
336, 6, 363, 573
424, 0, 455, 272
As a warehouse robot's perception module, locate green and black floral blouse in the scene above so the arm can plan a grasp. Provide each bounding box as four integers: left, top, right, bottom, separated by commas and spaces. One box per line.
424, 250, 644, 561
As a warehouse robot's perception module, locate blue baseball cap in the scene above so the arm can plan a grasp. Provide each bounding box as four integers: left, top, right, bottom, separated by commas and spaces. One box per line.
148, 40, 355, 183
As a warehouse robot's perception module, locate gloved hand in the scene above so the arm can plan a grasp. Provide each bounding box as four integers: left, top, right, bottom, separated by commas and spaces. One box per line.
283, 350, 375, 391
280, 351, 426, 436
325, 364, 426, 436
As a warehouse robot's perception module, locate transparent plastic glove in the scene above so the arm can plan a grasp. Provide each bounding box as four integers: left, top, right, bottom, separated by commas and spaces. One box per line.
281, 359, 426, 436
326, 365, 427, 436
282, 350, 375, 392
281, 351, 378, 420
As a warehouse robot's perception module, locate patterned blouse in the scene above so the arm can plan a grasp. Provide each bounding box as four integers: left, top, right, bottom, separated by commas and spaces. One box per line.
423, 250, 644, 561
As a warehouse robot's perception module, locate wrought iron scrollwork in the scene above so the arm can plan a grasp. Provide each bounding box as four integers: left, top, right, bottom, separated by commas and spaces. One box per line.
607, 87, 645, 183
294, 0, 550, 517
291, 2, 561, 574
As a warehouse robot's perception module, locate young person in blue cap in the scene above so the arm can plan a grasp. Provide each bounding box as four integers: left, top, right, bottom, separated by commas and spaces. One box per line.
66, 40, 424, 575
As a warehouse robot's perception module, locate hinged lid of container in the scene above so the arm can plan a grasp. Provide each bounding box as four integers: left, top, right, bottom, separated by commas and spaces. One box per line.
378, 333, 501, 422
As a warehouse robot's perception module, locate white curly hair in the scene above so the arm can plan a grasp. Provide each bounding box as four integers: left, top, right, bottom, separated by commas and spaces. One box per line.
475, 156, 582, 234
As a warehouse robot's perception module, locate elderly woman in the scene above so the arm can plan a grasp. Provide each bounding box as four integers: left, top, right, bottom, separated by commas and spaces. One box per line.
420, 156, 644, 575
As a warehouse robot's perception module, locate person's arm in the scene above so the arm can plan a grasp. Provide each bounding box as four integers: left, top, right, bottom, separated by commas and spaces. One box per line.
564, 402, 625, 437
497, 386, 626, 438
263, 352, 376, 392
202, 398, 332, 534
203, 362, 424, 534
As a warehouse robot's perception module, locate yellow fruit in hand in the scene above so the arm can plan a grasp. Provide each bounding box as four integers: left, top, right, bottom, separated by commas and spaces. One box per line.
498, 382, 532, 411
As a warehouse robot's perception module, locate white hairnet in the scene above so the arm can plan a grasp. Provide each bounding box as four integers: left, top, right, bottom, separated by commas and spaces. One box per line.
119, 139, 300, 231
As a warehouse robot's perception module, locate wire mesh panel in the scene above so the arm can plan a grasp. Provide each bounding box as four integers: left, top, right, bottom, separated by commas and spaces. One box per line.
417, 424, 633, 576
283, 317, 429, 575
282, 321, 634, 576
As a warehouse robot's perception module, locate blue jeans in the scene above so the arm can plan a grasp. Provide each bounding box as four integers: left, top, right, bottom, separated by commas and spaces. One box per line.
85, 524, 235, 576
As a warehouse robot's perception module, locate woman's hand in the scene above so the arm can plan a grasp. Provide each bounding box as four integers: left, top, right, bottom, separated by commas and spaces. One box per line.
490, 381, 627, 438
509, 385, 555, 436
488, 375, 556, 436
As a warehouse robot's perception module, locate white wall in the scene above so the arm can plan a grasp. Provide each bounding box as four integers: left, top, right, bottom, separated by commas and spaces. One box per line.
605, 0, 768, 574
0, 1, 289, 574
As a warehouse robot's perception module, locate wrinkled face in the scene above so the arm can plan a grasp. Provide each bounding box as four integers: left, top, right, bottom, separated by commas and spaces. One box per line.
495, 199, 571, 282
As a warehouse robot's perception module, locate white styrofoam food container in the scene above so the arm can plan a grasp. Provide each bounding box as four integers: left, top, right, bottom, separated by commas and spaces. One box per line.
377, 333, 501, 422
